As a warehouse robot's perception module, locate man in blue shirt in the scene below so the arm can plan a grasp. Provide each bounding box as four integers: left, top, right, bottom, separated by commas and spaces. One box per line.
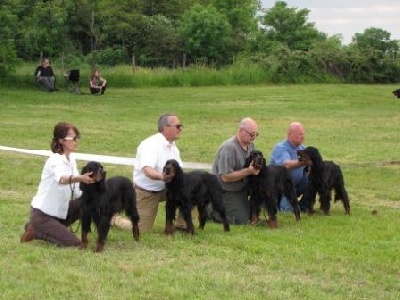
270, 122, 309, 212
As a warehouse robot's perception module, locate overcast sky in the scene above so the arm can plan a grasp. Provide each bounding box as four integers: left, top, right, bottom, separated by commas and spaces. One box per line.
261, 0, 400, 44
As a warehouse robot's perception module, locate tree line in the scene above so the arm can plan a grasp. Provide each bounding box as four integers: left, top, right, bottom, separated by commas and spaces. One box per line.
1, 0, 400, 83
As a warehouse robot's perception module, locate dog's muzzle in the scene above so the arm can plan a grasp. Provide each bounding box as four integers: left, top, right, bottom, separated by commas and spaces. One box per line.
164, 165, 172, 175
253, 156, 263, 169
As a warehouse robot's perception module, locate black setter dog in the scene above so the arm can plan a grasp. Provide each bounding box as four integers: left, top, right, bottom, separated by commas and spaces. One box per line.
245, 150, 300, 228
79, 161, 140, 252
163, 159, 230, 235
392, 89, 400, 98
297, 146, 350, 215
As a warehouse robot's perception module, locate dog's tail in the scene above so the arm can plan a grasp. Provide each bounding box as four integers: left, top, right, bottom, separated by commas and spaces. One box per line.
332, 167, 351, 214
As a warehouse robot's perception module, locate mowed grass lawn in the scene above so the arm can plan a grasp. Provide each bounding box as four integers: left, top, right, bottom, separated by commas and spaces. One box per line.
0, 84, 399, 299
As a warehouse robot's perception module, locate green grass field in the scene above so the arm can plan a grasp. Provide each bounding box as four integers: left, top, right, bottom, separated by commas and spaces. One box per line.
0, 84, 399, 299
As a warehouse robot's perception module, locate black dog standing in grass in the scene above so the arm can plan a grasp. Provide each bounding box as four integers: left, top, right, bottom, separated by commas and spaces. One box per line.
79, 161, 140, 252
245, 150, 301, 228
297, 146, 350, 215
163, 159, 230, 235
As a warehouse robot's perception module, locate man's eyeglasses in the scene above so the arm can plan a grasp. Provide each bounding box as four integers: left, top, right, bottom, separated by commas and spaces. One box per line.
64, 136, 80, 142
167, 124, 184, 129
242, 128, 259, 138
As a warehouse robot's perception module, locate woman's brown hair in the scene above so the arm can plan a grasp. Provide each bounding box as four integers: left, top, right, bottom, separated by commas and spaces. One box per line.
50, 122, 80, 154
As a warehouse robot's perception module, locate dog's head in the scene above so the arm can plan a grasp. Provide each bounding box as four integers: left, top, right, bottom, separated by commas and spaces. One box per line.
163, 159, 179, 177
163, 159, 183, 184
297, 146, 323, 166
80, 161, 106, 192
245, 150, 266, 170
81, 161, 106, 182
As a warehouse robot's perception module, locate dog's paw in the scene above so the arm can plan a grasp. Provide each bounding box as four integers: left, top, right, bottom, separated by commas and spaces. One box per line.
250, 217, 262, 226
164, 223, 175, 236
77, 242, 88, 250
266, 218, 278, 229
185, 227, 195, 235
94, 242, 105, 253
223, 223, 230, 232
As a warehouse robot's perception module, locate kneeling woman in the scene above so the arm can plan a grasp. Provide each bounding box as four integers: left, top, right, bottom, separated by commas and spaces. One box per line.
89, 69, 107, 95
20, 122, 95, 247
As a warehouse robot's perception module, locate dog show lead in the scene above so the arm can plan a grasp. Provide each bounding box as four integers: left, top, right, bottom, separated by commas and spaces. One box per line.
20, 122, 95, 247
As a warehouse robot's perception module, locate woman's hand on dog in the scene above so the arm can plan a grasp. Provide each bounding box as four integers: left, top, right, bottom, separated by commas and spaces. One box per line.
60, 173, 95, 184
80, 172, 95, 184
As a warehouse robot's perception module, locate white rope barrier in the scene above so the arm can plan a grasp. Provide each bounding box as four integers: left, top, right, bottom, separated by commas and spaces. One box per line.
0, 145, 212, 170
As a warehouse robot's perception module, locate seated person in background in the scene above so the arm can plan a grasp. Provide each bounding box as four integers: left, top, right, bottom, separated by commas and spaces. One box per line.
89, 69, 107, 95
34, 58, 57, 92
270, 122, 309, 212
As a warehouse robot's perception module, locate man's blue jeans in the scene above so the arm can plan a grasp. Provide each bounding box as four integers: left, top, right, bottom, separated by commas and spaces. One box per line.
279, 175, 309, 212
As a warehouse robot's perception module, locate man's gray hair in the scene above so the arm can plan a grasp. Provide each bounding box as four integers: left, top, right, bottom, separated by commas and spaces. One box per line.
239, 117, 252, 129
158, 113, 175, 132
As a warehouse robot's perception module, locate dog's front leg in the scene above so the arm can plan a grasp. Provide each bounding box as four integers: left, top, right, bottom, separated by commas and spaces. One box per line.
249, 191, 262, 225
79, 213, 91, 250
164, 197, 176, 235
319, 186, 331, 215
78, 231, 89, 250
304, 188, 316, 215
94, 216, 111, 253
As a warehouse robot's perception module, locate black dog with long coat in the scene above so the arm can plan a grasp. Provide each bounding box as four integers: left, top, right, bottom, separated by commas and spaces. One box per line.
163, 159, 230, 235
297, 146, 350, 215
79, 161, 140, 252
245, 150, 301, 228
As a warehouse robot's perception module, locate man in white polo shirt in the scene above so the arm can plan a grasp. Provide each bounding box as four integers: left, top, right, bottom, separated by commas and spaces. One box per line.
133, 113, 184, 232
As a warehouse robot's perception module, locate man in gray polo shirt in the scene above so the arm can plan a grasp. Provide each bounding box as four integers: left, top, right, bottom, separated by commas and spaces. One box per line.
212, 118, 260, 224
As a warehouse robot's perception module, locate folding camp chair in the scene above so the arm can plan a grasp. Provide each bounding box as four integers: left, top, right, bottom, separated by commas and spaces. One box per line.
64, 69, 83, 94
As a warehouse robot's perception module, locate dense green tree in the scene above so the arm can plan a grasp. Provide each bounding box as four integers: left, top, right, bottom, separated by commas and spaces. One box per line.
142, 0, 197, 19
16, 0, 70, 59
0, 4, 19, 76
352, 27, 399, 53
2, 0, 400, 83
100, 0, 144, 54
65, 0, 98, 55
260, 1, 324, 51
212, 0, 261, 52
347, 27, 400, 83
180, 4, 233, 65
140, 15, 182, 66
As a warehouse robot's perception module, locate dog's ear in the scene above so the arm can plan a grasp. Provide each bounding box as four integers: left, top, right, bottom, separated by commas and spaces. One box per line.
244, 151, 257, 168
244, 156, 251, 168
308, 146, 322, 159
79, 181, 88, 192
81, 165, 88, 175
163, 160, 170, 173
173, 161, 183, 179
